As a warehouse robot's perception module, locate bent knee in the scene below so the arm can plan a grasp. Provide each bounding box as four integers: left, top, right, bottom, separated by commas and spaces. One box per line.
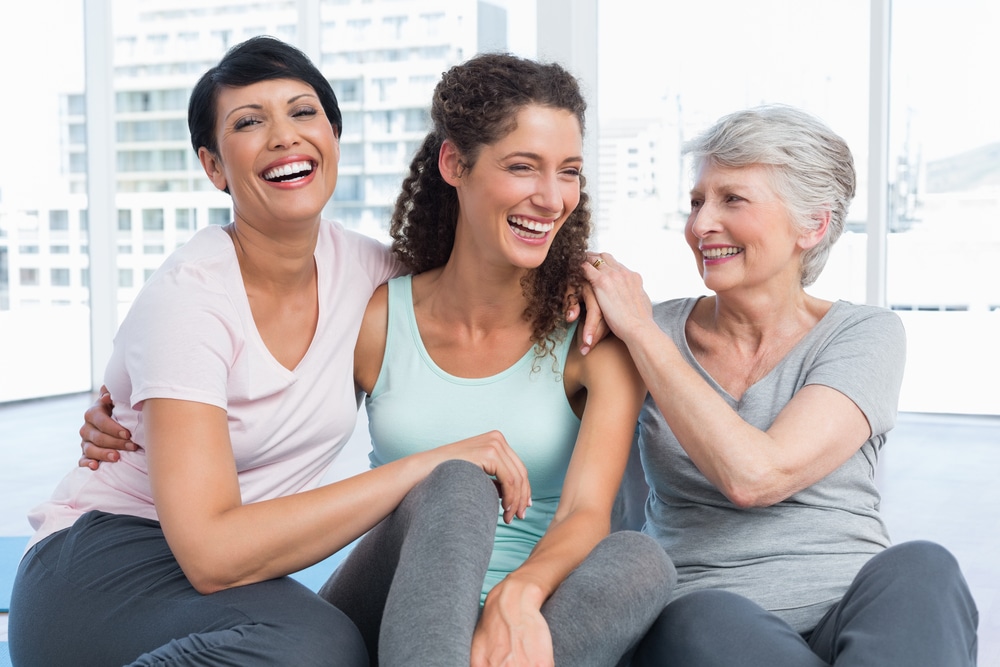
881, 540, 963, 580
602, 531, 677, 586
405, 459, 498, 526
654, 589, 772, 635
426, 459, 497, 501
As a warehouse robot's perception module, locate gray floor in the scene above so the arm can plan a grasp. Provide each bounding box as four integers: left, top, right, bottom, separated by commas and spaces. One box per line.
1, 393, 997, 664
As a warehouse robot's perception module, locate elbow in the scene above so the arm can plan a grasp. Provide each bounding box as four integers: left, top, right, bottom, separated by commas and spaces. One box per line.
725, 487, 768, 509
718, 473, 788, 509
184, 566, 231, 595
177, 554, 244, 595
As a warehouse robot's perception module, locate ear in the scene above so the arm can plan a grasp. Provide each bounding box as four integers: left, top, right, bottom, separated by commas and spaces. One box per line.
798, 209, 830, 251
198, 146, 229, 193
438, 140, 463, 187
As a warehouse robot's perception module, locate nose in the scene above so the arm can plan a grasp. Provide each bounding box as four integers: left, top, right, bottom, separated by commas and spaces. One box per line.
687, 200, 721, 239
268, 116, 300, 151
532, 171, 565, 215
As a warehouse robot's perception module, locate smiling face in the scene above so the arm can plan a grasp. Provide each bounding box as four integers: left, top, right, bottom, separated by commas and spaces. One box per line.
442, 104, 583, 272
685, 162, 819, 295
198, 78, 339, 228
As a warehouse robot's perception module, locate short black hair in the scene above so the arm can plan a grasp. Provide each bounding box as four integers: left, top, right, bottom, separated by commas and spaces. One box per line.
188, 35, 342, 157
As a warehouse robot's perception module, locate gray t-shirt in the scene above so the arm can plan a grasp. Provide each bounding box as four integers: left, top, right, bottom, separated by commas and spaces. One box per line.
639, 297, 905, 632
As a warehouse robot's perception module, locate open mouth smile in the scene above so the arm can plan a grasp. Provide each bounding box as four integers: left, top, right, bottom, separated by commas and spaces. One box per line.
262, 160, 315, 183
703, 247, 743, 260
508, 215, 555, 240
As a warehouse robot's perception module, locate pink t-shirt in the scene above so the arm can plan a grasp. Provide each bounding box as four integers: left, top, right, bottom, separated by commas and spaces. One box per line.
27, 220, 401, 549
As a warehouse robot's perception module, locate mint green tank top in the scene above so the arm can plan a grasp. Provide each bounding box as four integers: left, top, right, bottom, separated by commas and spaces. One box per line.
366, 275, 582, 602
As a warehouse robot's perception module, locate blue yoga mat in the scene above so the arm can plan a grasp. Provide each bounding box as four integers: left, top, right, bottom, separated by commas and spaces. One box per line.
0, 641, 10, 667
0, 536, 28, 613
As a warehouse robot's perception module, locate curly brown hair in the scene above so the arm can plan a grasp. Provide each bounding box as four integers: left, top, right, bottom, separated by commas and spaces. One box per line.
389, 53, 591, 355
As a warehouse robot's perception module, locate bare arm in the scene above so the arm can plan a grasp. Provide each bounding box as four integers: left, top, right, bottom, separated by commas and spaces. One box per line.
471, 333, 646, 666
144, 396, 530, 595
581, 254, 871, 508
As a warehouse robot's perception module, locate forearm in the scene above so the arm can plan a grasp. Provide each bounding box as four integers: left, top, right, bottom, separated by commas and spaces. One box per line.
493, 508, 610, 604
620, 320, 782, 505
165, 450, 440, 593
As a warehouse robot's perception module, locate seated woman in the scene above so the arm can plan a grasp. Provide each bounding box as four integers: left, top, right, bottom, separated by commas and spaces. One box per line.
70, 49, 675, 667
584, 104, 978, 666
322, 52, 674, 667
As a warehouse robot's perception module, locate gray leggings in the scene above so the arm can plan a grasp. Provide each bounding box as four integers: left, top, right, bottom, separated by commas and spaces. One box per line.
10, 510, 367, 666
631, 540, 978, 667
320, 460, 677, 667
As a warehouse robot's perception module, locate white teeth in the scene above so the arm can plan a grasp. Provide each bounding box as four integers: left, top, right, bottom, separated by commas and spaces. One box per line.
703, 247, 742, 259
508, 216, 555, 234
263, 161, 313, 181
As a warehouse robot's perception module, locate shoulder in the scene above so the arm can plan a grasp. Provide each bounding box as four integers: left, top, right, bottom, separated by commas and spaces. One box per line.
650, 296, 701, 336
567, 328, 640, 394
130, 227, 236, 315
319, 218, 405, 279
824, 301, 905, 344
652, 296, 700, 320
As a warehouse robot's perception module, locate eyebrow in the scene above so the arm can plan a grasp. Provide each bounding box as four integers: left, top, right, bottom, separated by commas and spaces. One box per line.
689, 181, 753, 196
502, 151, 583, 165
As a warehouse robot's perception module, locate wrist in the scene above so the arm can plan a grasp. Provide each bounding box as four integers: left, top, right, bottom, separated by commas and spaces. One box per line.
485, 575, 548, 612
620, 314, 660, 351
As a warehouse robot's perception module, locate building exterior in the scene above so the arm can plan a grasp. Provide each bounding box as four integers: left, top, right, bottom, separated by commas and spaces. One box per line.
1, 0, 506, 316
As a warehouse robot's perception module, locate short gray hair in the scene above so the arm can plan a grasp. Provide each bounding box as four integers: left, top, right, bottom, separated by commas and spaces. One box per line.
683, 105, 856, 286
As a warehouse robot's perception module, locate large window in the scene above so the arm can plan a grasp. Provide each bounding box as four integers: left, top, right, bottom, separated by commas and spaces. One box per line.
0, 0, 89, 401
595, 0, 870, 305
0, 0, 995, 417
886, 0, 1000, 415
595, 0, 996, 415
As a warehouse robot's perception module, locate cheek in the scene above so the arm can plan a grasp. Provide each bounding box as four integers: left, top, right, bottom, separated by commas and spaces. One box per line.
563, 182, 582, 211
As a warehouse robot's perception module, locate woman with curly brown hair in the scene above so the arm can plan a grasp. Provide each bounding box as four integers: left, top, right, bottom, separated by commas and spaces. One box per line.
316, 53, 675, 666
73, 49, 674, 666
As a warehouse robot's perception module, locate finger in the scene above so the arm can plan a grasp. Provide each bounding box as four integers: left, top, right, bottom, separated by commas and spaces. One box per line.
577, 283, 603, 355
501, 442, 531, 521
81, 407, 134, 445
587, 317, 610, 353
563, 292, 581, 324
81, 441, 122, 463
493, 445, 530, 524
77, 455, 100, 470
507, 448, 531, 521
80, 423, 135, 452
580, 258, 602, 281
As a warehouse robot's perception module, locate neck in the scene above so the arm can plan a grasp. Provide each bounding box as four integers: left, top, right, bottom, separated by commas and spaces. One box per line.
419, 253, 530, 332
707, 284, 823, 346
226, 218, 318, 291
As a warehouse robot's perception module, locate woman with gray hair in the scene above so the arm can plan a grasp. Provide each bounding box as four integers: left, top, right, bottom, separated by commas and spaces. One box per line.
584, 105, 978, 665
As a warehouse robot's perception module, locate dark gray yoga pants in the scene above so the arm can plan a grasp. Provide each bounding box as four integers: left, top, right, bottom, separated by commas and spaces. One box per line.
9, 509, 367, 666
320, 459, 677, 666
631, 540, 978, 667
